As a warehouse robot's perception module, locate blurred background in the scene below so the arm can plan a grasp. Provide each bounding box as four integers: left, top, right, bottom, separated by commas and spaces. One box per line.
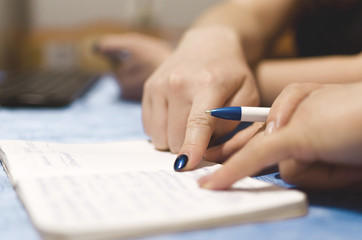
0, 0, 222, 73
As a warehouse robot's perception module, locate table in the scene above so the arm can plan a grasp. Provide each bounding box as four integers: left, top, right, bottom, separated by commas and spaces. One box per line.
0, 76, 361, 240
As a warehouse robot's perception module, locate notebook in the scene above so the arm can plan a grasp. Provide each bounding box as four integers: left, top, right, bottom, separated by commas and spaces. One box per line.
0, 140, 308, 240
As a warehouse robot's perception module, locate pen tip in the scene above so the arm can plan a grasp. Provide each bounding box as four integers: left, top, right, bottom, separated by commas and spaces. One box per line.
205, 110, 211, 114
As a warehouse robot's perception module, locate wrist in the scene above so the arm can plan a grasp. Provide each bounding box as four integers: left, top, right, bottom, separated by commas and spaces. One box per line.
183, 25, 239, 42
177, 26, 245, 59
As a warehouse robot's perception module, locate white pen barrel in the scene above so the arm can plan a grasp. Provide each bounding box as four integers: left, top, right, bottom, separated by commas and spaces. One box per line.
240, 107, 270, 122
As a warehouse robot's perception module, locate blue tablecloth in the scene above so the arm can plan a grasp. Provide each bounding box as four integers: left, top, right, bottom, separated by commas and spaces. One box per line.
0, 76, 361, 240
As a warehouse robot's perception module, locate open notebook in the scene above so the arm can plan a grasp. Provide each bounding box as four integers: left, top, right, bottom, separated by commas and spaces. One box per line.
0, 140, 307, 240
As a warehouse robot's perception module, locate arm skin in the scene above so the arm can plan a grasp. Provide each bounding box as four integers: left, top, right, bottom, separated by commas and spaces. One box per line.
257, 53, 362, 106
190, 0, 299, 65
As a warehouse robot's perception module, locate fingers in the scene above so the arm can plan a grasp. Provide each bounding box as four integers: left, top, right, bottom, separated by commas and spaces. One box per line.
267, 82, 322, 132
166, 74, 190, 153
198, 129, 293, 190
142, 81, 153, 138
213, 73, 259, 139
170, 62, 251, 171
166, 101, 190, 153
279, 160, 362, 189
150, 96, 169, 150
174, 89, 226, 171
204, 122, 265, 163
142, 77, 169, 150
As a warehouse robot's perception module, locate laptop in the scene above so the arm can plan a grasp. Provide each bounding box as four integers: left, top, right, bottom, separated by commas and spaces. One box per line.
0, 0, 108, 107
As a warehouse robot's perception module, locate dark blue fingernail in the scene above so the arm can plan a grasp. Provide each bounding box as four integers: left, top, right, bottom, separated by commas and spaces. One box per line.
174, 154, 188, 171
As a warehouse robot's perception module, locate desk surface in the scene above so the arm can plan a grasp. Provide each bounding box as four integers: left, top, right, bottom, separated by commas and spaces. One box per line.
0, 76, 361, 240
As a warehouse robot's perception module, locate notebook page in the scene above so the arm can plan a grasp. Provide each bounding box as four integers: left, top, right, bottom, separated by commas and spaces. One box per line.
0, 140, 179, 183
16, 167, 307, 240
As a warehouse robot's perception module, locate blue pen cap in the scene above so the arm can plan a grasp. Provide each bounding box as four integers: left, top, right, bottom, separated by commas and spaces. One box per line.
210, 107, 241, 121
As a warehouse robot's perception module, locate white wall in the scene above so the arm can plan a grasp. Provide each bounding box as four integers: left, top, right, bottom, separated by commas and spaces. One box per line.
1, 0, 223, 69
29, 0, 223, 29
0, 0, 10, 30
0, 0, 11, 67
159, 0, 222, 27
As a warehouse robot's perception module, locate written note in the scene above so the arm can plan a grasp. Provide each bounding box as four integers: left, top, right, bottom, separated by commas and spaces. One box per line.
0, 140, 176, 183
0, 140, 307, 239
18, 166, 285, 234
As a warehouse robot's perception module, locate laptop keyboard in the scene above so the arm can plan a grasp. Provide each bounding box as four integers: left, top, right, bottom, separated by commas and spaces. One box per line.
0, 69, 99, 107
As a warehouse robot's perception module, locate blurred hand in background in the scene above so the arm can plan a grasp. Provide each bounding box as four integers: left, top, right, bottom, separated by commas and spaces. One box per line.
95, 33, 172, 100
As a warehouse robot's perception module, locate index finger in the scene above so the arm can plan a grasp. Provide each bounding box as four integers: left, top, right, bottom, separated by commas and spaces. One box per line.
173, 90, 226, 171
199, 129, 294, 190
267, 82, 322, 132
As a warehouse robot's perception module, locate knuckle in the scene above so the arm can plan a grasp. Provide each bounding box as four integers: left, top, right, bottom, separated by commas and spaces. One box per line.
144, 77, 164, 95
143, 79, 153, 93
167, 67, 222, 94
168, 71, 186, 92
284, 82, 308, 92
196, 69, 218, 87
187, 113, 213, 130
182, 139, 200, 152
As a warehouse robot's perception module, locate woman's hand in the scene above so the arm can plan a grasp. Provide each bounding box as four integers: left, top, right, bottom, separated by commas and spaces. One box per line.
199, 82, 362, 190
142, 27, 260, 170
96, 33, 172, 100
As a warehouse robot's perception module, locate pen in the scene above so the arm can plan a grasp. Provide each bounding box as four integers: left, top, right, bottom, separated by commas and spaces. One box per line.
206, 106, 270, 122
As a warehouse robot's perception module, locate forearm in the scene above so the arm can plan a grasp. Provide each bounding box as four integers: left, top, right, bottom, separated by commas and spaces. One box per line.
184, 0, 299, 64
257, 54, 362, 106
